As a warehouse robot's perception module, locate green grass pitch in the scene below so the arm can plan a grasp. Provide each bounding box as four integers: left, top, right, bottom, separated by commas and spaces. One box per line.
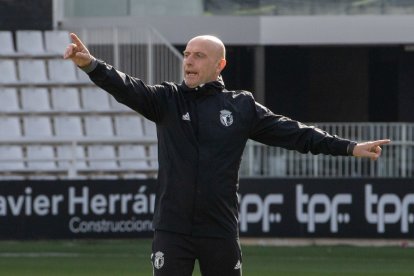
0, 239, 414, 275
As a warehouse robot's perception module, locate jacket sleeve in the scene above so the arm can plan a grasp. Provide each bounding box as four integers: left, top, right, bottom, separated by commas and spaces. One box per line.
86, 60, 168, 123
249, 100, 353, 156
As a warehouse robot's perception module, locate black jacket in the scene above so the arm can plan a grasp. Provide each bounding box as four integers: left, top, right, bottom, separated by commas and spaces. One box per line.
87, 60, 354, 238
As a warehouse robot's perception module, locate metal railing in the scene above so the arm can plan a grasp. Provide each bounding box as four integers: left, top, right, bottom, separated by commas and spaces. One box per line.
240, 122, 414, 178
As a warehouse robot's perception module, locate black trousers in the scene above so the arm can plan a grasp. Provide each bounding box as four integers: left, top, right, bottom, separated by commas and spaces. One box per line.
151, 230, 242, 276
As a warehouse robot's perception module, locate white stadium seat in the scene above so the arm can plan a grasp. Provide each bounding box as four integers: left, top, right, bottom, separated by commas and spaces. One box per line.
23, 116, 56, 171
118, 145, 149, 170
0, 117, 22, 138
21, 88, 51, 111
0, 31, 17, 55
81, 87, 111, 110
0, 146, 25, 170
23, 116, 53, 137
114, 115, 144, 137
51, 88, 82, 111
44, 30, 70, 54
57, 145, 87, 170
84, 116, 114, 137
54, 116, 87, 170
26, 145, 56, 170
16, 30, 46, 55
84, 116, 117, 170
87, 145, 118, 170
0, 88, 20, 111
18, 59, 48, 83
115, 116, 148, 170
48, 59, 78, 83
0, 60, 18, 83
54, 116, 84, 137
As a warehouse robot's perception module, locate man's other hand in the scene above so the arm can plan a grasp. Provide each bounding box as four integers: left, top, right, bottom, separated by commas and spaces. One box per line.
352, 139, 391, 160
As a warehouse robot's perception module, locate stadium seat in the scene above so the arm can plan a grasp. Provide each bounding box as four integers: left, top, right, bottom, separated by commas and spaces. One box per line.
84, 116, 114, 137
16, 30, 47, 55
51, 87, 82, 111
0, 60, 18, 84
57, 145, 87, 170
84, 116, 117, 170
0, 31, 17, 56
0, 146, 25, 170
26, 145, 56, 170
23, 116, 53, 137
54, 116, 87, 171
118, 145, 149, 170
0, 117, 22, 138
48, 59, 78, 83
0, 88, 20, 111
114, 115, 144, 136
23, 116, 56, 171
81, 87, 111, 110
54, 116, 84, 137
115, 115, 148, 170
18, 59, 48, 84
44, 30, 70, 54
0, 117, 22, 178
87, 145, 118, 170
20, 88, 51, 111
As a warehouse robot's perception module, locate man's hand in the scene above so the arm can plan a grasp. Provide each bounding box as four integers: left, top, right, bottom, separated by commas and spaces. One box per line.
352, 139, 391, 160
63, 33, 93, 67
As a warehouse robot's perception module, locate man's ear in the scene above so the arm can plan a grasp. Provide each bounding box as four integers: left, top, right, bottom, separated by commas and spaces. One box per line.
217, 58, 227, 72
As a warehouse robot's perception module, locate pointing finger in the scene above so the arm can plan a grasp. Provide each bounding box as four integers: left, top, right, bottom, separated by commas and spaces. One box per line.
70, 33, 86, 50
370, 139, 391, 147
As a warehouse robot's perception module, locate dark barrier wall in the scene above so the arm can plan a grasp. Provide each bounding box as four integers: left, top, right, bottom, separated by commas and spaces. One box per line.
0, 179, 413, 239
0, 0, 53, 31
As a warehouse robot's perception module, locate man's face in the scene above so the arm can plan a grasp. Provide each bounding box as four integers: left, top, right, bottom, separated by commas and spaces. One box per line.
183, 38, 223, 88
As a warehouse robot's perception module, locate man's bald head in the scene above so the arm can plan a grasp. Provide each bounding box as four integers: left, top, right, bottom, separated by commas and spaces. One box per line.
187, 35, 226, 61
183, 35, 227, 88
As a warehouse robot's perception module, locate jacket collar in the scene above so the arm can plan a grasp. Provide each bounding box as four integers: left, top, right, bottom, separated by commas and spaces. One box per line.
181, 76, 225, 96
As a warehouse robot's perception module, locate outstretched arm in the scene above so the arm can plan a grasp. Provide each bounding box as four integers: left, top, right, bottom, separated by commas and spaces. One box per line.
62, 33, 167, 122
63, 33, 93, 68
351, 139, 391, 160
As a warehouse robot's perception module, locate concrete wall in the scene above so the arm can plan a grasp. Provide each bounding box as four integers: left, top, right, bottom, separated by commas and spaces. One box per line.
62, 15, 414, 46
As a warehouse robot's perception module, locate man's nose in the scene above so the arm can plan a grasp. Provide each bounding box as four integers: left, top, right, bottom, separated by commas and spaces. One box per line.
185, 55, 194, 65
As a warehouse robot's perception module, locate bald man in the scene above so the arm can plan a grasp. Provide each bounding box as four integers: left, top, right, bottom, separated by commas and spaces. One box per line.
64, 34, 390, 276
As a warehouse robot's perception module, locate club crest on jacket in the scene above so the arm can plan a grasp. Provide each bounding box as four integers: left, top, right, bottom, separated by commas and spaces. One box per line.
220, 109, 233, 127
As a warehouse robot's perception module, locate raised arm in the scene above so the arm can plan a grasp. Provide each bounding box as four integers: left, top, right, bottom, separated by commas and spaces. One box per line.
63, 32, 167, 123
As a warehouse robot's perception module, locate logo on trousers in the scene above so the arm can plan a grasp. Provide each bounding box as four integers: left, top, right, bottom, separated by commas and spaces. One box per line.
153, 251, 165, 269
